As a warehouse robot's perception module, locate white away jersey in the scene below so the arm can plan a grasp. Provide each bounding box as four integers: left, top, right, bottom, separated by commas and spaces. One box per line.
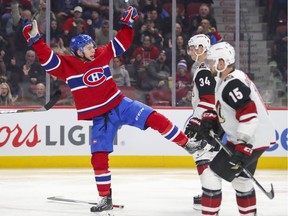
191, 63, 216, 119
215, 69, 275, 149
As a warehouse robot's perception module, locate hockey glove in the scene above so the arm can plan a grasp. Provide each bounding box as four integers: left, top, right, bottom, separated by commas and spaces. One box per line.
229, 143, 253, 170
119, 6, 139, 28
198, 110, 219, 147
184, 117, 202, 140
22, 20, 41, 46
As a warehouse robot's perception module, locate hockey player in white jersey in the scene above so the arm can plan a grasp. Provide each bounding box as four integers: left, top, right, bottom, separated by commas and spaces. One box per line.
198, 41, 276, 216
184, 34, 223, 210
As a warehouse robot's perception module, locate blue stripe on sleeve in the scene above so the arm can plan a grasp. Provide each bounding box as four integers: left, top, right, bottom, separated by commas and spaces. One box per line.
43, 53, 60, 71
112, 39, 125, 56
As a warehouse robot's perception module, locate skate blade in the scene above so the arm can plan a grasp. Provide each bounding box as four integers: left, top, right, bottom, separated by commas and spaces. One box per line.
193, 204, 201, 211
91, 209, 114, 216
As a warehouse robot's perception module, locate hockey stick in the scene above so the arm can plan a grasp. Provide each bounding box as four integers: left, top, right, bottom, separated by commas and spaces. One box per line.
0, 90, 61, 114
209, 131, 275, 200
47, 196, 124, 209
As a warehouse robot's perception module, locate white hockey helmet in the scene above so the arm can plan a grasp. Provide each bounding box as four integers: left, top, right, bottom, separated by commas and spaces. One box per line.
206, 41, 235, 74
187, 34, 211, 52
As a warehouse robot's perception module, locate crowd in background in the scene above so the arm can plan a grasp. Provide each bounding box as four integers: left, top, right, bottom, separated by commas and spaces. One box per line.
0, 0, 286, 107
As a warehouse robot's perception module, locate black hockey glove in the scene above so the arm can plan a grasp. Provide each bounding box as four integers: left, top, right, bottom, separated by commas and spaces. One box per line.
229, 143, 253, 171
198, 110, 219, 147
184, 117, 202, 140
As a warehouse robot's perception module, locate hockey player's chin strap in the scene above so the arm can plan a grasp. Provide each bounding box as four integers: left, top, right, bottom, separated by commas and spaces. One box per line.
195, 49, 205, 63
74, 52, 92, 62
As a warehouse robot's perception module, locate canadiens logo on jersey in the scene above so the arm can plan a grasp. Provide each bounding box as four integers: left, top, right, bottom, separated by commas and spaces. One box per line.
83, 67, 107, 87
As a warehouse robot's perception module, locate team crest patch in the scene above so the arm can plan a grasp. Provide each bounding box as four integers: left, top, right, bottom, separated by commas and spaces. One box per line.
224, 74, 234, 81
83, 67, 107, 87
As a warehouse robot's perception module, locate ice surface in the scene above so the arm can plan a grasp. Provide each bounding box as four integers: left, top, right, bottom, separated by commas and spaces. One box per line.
0, 169, 287, 216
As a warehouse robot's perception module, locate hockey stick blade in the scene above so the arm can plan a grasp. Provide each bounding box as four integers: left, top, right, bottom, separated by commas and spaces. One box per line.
0, 90, 61, 114
43, 90, 62, 110
47, 196, 124, 209
209, 131, 275, 200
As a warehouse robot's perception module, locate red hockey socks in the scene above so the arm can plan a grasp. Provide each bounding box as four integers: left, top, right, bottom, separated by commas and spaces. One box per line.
145, 111, 188, 146
202, 187, 222, 216
91, 152, 111, 197
236, 189, 257, 215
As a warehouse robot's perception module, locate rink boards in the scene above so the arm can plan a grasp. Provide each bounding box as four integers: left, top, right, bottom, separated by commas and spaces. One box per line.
0, 107, 287, 169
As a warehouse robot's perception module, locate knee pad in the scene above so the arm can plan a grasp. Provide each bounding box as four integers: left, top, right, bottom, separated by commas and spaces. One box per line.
232, 176, 253, 193
201, 167, 222, 191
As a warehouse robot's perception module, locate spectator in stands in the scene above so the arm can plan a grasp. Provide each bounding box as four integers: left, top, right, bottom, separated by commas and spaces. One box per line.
43, 20, 69, 55
0, 47, 7, 77
29, 82, 46, 105
9, 2, 32, 65
138, 0, 158, 15
52, 0, 79, 30
146, 50, 171, 89
269, 0, 287, 36
131, 35, 160, 90
1, 0, 13, 28
62, 6, 87, 37
176, 59, 192, 84
44, 19, 61, 42
65, 18, 87, 46
164, 34, 192, 70
187, 3, 217, 36
111, 57, 131, 87
86, 9, 104, 37
95, 20, 117, 46
32, 0, 56, 34
23, 50, 46, 85
163, 22, 188, 51
0, 82, 17, 105
147, 8, 167, 36
176, 59, 192, 101
194, 18, 222, 45
9, 50, 46, 103
131, 34, 160, 68
51, 38, 70, 55
6, 57, 23, 103
139, 17, 163, 49
78, 0, 103, 19
177, 90, 192, 107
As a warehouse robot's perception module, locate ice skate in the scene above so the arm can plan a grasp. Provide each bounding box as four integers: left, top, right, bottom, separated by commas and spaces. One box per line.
193, 194, 201, 211
90, 194, 113, 213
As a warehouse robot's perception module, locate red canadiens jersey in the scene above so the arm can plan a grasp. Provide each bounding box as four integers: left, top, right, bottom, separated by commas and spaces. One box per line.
191, 63, 216, 119
215, 69, 276, 149
32, 26, 134, 120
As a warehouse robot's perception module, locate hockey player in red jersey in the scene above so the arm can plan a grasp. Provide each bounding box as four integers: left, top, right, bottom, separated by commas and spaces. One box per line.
197, 41, 276, 216
22, 6, 199, 213
184, 34, 223, 210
